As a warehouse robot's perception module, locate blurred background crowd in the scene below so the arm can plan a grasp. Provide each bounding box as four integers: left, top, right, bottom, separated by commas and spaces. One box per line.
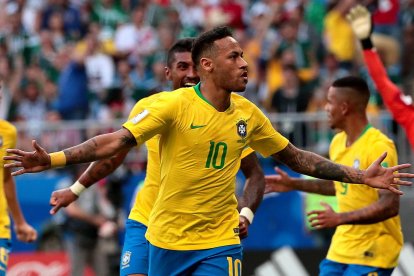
2, 0, 414, 274
1, 0, 414, 144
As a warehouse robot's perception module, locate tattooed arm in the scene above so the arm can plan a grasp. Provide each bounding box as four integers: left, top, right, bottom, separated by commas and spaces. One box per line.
63, 128, 136, 165
272, 143, 363, 183
308, 189, 399, 229
271, 143, 412, 194
340, 189, 399, 224
48, 149, 130, 215
77, 150, 129, 187
4, 128, 137, 176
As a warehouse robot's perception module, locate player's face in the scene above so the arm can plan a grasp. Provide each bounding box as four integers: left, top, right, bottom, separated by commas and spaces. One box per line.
325, 87, 345, 130
166, 52, 199, 90
211, 37, 248, 92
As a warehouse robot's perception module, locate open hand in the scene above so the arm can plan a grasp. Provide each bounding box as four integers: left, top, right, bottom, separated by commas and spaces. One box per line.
364, 152, 413, 195
4, 140, 51, 176
264, 167, 294, 194
50, 188, 79, 215
347, 4, 372, 40
307, 202, 340, 229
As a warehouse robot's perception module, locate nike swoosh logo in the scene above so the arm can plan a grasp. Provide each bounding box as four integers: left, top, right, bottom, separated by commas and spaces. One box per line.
190, 123, 207, 129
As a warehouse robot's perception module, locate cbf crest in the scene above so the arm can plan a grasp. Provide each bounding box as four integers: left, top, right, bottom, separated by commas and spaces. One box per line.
236, 119, 247, 143
121, 251, 131, 267
0, 136, 3, 147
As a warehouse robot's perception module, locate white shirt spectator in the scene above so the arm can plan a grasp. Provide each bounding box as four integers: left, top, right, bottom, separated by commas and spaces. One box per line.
85, 52, 115, 94
114, 24, 158, 56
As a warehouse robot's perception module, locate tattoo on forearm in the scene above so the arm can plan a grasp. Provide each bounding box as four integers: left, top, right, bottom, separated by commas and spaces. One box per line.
121, 134, 136, 147
340, 191, 399, 224
64, 138, 98, 165
313, 160, 364, 184
85, 159, 116, 184
276, 144, 364, 184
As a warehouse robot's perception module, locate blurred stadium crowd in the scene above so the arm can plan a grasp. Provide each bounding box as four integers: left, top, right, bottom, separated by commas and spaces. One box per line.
1, 0, 414, 145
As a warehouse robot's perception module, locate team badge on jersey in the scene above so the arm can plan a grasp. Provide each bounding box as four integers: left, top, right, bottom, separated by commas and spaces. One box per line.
236, 119, 247, 143
236, 120, 247, 138
121, 251, 131, 267
353, 159, 360, 169
0, 136, 2, 147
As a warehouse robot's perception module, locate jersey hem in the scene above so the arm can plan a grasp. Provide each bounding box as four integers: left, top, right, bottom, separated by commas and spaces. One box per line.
147, 238, 240, 251
326, 255, 398, 269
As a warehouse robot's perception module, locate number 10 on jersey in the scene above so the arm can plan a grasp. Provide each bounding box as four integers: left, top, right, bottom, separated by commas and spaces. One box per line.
205, 141, 228, 169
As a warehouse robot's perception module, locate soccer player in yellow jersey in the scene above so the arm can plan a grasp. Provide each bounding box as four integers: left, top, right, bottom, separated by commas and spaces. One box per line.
0, 89, 37, 275
266, 76, 403, 275
4, 27, 413, 275
44, 38, 264, 276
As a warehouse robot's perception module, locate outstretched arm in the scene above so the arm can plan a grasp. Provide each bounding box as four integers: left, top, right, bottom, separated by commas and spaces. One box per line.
308, 189, 399, 228
265, 167, 336, 196
238, 152, 265, 238
49, 149, 129, 215
4, 128, 137, 176
271, 143, 413, 195
3, 168, 37, 242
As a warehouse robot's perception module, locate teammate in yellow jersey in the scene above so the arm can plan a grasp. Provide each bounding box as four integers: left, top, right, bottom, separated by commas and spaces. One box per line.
0, 88, 37, 275
265, 76, 403, 276
44, 38, 264, 276
4, 27, 414, 276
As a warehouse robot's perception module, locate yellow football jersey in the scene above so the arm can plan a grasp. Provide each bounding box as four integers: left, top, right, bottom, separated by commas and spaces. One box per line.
0, 120, 16, 239
327, 125, 403, 268
127, 92, 166, 226
127, 93, 256, 227
123, 84, 288, 250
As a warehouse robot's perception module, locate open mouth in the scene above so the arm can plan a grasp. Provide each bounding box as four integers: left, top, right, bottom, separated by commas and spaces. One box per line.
184, 82, 197, 87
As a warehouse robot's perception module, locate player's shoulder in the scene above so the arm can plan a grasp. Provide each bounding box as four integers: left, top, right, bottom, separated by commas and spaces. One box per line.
0, 120, 17, 134
0, 120, 17, 143
366, 127, 396, 148
151, 88, 196, 110
330, 131, 346, 148
231, 93, 261, 111
137, 91, 171, 107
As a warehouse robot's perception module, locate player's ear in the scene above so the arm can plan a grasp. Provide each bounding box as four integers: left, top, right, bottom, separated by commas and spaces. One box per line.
165, 66, 172, 81
200, 57, 213, 72
341, 101, 350, 115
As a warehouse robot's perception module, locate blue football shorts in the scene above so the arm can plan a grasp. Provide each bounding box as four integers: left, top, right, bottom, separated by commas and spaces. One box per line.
320, 258, 394, 276
120, 219, 149, 276
148, 243, 243, 276
0, 239, 11, 276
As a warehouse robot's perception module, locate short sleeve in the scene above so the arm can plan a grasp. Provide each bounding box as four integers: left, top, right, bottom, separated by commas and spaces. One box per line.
1, 123, 17, 165
368, 141, 397, 168
249, 108, 289, 157
240, 147, 254, 159
123, 93, 178, 145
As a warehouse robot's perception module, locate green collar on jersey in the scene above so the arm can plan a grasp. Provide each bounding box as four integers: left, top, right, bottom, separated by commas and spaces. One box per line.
359, 123, 372, 138
194, 83, 214, 107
